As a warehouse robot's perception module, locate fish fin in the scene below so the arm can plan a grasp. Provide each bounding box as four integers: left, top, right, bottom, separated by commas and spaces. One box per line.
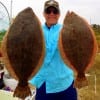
74, 73, 88, 89
13, 83, 32, 99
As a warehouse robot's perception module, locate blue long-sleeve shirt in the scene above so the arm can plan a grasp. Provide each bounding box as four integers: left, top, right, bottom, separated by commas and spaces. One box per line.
30, 23, 74, 93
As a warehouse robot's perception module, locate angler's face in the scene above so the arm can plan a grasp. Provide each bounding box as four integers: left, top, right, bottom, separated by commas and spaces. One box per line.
43, 7, 60, 27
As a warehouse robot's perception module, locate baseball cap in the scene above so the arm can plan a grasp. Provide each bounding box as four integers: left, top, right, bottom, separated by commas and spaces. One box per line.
44, 0, 60, 12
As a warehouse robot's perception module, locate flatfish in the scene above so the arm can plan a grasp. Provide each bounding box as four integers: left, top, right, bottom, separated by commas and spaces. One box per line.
1, 7, 45, 99
59, 11, 98, 88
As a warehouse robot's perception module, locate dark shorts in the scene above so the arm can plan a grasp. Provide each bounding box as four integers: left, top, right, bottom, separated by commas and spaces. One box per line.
35, 81, 77, 100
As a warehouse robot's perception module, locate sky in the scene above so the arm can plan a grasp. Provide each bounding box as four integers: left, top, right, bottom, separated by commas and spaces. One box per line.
0, 0, 100, 28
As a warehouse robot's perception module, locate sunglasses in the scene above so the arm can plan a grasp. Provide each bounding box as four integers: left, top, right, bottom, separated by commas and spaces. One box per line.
45, 9, 59, 14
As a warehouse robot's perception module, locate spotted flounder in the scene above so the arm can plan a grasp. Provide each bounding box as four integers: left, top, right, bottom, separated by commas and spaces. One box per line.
59, 11, 98, 88
1, 7, 45, 99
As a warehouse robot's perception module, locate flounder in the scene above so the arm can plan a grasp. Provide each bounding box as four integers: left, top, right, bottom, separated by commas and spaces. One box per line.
1, 7, 45, 99
59, 11, 98, 88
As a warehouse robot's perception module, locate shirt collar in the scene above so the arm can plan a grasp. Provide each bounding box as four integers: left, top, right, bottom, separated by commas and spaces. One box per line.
45, 23, 58, 29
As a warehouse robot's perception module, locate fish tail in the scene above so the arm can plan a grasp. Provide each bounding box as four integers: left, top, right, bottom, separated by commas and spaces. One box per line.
13, 82, 31, 99
74, 72, 88, 89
